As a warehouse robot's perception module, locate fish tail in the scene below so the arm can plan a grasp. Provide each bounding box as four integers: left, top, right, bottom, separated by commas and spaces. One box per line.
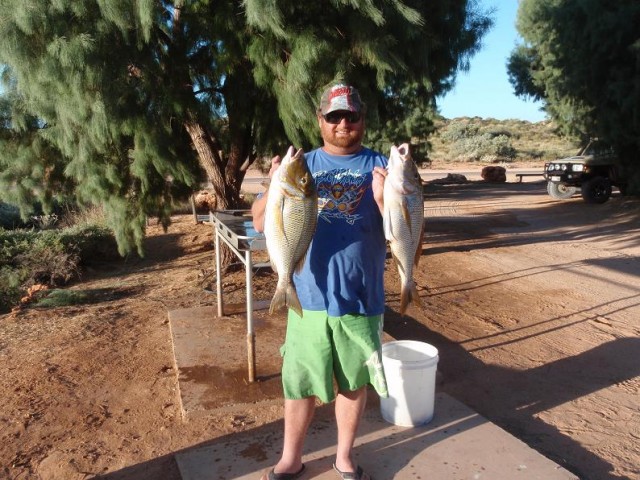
400, 281, 423, 316
269, 281, 303, 318
269, 284, 287, 315
287, 283, 303, 318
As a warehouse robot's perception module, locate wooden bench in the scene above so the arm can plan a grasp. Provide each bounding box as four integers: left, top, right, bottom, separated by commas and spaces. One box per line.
515, 173, 545, 183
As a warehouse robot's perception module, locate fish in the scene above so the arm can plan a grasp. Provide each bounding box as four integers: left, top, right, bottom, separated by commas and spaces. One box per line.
263, 146, 318, 317
383, 143, 425, 315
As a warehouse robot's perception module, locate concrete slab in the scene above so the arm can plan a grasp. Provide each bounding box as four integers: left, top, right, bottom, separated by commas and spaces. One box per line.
167, 306, 285, 418
169, 308, 576, 479
168, 307, 397, 418
174, 392, 578, 480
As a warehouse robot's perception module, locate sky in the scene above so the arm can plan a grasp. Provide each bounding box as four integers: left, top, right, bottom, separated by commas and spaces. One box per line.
437, 1, 546, 122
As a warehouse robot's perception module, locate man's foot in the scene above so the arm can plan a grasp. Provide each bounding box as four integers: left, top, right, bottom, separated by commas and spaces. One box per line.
332, 463, 372, 480
262, 464, 306, 480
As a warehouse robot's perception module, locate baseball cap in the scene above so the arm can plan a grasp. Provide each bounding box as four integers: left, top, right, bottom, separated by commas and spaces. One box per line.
318, 83, 365, 115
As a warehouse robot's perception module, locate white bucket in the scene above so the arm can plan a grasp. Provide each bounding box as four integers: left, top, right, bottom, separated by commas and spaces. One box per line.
380, 340, 439, 427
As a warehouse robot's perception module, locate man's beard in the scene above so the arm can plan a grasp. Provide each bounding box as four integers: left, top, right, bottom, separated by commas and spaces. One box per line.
328, 130, 364, 149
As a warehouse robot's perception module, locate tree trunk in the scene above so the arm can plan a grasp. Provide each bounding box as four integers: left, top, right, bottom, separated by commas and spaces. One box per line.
184, 114, 238, 270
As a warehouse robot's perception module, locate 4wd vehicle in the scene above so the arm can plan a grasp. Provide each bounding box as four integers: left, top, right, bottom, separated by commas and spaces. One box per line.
543, 140, 626, 204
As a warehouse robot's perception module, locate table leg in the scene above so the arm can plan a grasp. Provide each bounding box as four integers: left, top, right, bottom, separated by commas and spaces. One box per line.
246, 250, 256, 383
215, 229, 223, 317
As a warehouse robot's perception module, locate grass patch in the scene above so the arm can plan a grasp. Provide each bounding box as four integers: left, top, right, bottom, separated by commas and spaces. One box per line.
33, 289, 91, 307
31, 286, 142, 308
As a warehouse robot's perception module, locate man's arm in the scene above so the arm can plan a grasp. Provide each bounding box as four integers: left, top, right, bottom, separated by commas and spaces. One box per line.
372, 166, 387, 215
251, 191, 269, 233
251, 155, 281, 233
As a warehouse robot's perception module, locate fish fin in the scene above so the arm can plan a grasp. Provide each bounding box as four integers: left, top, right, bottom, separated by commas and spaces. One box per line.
400, 281, 423, 316
287, 283, 303, 318
414, 245, 422, 267
269, 282, 303, 318
294, 250, 308, 274
269, 258, 278, 274
413, 228, 424, 267
401, 197, 412, 232
293, 216, 316, 274
399, 287, 409, 316
391, 249, 406, 277
276, 197, 288, 244
411, 282, 424, 309
269, 285, 287, 315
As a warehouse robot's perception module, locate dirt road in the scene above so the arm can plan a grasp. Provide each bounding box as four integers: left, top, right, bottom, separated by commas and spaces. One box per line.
0, 179, 638, 480
417, 181, 639, 480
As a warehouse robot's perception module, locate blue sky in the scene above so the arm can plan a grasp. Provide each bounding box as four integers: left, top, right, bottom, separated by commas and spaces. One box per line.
437, 1, 546, 122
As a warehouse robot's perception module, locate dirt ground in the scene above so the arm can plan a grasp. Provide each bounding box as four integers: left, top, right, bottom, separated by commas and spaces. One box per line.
1, 174, 639, 480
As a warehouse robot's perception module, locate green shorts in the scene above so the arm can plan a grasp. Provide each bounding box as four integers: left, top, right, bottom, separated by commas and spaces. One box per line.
280, 309, 388, 403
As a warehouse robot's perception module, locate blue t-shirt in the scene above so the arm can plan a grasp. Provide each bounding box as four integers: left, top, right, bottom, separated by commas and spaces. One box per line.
294, 147, 388, 316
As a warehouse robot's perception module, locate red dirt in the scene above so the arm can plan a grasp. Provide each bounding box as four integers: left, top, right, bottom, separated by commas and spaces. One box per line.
1, 178, 638, 480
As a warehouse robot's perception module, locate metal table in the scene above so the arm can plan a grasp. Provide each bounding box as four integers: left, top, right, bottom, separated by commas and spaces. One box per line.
205, 210, 267, 383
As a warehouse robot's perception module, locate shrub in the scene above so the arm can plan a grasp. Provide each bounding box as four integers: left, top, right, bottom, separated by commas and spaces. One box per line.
0, 224, 117, 313
429, 117, 579, 163
450, 133, 517, 162
0, 265, 22, 313
33, 289, 91, 308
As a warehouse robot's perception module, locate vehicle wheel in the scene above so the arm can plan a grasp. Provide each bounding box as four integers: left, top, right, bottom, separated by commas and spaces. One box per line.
547, 181, 577, 199
581, 176, 612, 203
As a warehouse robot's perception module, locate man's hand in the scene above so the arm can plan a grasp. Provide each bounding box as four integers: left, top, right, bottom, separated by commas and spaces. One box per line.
251, 155, 281, 232
372, 166, 387, 215
268, 154, 282, 178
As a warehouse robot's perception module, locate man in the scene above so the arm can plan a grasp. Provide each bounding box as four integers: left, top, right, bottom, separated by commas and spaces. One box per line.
252, 83, 388, 480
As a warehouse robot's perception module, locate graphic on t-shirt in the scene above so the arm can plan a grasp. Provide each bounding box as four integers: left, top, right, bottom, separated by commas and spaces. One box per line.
314, 168, 367, 225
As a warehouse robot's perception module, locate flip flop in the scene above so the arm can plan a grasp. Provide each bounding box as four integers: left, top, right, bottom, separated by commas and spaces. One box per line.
266, 464, 306, 480
332, 463, 372, 480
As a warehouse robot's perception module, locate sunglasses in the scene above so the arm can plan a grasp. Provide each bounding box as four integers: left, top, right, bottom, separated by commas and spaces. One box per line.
323, 111, 362, 124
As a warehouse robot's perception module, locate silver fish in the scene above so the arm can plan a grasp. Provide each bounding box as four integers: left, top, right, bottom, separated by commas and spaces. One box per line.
264, 146, 318, 317
383, 143, 424, 315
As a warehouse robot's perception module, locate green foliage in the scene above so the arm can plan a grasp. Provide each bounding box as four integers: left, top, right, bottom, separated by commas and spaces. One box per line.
365, 82, 436, 163
0, 223, 116, 313
429, 117, 579, 163
437, 118, 516, 162
508, 0, 640, 191
0, 202, 24, 229
0, 266, 20, 313
32, 289, 91, 308
245, 1, 493, 150
0, 0, 493, 256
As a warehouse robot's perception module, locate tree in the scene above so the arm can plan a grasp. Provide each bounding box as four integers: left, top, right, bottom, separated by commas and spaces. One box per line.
0, 0, 492, 257
508, 0, 640, 190
0, 88, 77, 217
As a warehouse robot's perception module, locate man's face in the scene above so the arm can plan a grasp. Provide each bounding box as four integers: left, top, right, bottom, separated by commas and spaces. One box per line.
318, 110, 365, 153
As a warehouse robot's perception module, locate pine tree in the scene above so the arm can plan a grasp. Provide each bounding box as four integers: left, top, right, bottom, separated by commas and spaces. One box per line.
0, 0, 492, 257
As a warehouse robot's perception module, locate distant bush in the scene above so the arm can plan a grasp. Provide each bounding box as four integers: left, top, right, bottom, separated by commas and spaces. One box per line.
440, 121, 480, 143
439, 119, 517, 162
429, 117, 579, 163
